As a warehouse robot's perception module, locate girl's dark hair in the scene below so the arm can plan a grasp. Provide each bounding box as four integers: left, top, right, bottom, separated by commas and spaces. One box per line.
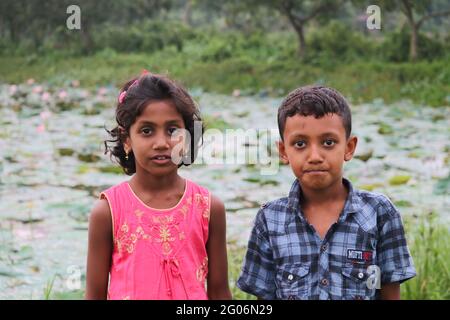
104, 73, 203, 175
277, 85, 352, 140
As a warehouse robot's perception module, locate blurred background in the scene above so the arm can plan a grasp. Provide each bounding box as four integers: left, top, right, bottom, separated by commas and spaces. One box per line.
0, 0, 449, 299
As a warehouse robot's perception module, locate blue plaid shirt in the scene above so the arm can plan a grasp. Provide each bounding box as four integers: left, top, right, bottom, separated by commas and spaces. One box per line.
237, 178, 416, 300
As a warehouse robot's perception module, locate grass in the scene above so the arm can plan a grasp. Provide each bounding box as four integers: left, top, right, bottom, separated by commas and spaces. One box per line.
402, 213, 450, 300
45, 215, 449, 300
1, 51, 448, 107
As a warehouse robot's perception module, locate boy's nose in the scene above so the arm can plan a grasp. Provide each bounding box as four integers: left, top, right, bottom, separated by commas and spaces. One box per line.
307, 145, 324, 163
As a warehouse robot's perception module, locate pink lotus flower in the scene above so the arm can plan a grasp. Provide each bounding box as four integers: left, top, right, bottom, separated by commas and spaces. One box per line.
40, 110, 52, 120
33, 86, 43, 94
9, 85, 17, 95
58, 90, 68, 99
37, 124, 46, 133
41, 92, 51, 102
98, 87, 107, 96
71, 80, 80, 87
27, 78, 35, 85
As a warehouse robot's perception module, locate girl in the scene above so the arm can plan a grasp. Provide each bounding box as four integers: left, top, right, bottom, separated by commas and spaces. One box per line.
85, 71, 232, 300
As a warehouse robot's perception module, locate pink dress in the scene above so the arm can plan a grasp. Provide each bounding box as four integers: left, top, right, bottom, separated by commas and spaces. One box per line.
99, 179, 210, 300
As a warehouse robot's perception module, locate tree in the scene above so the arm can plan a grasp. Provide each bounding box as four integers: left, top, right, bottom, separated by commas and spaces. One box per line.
237, 0, 343, 57
399, 0, 450, 61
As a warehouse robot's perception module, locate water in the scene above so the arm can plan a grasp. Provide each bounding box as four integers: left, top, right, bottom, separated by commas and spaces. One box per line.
0, 84, 449, 299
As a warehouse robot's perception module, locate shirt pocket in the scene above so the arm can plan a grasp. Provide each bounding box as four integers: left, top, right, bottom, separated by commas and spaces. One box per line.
341, 266, 376, 300
275, 263, 310, 300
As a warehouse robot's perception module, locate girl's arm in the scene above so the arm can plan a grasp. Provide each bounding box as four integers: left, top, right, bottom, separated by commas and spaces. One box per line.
85, 199, 113, 299
206, 194, 232, 300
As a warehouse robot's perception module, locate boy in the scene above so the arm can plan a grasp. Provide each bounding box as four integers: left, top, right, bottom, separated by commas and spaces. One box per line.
237, 86, 416, 300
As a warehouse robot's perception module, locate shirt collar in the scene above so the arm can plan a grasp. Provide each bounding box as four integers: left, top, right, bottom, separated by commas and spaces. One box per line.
287, 178, 362, 224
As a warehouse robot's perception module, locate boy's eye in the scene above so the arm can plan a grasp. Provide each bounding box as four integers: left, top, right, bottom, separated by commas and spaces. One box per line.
141, 127, 153, 135
294, 140, 306, 148
323, 139, 336, 147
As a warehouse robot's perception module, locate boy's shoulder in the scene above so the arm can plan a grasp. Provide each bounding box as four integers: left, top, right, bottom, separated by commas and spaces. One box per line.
352, 187, 398, 215
348, 185, 403, 231
255, 197, 292, 230
256, 182, 401, 231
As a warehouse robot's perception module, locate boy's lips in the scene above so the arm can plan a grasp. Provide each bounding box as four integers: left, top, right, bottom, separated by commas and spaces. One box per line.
303, 169, 328, 174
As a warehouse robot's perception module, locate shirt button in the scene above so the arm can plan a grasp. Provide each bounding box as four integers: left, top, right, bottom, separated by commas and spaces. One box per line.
320, 279, 329, 286
358, 272, 365, 279
288, 274, 294, 281
320, 244, 328, 252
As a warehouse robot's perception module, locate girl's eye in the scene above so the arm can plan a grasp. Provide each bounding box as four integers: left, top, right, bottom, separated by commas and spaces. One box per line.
323, 139, 336, 147
168, 127, 179, 135
141, 127, 152, 135
295, 141, 306, 148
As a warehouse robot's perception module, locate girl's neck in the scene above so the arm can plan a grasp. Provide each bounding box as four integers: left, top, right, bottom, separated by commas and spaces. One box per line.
130, 169, 184, 193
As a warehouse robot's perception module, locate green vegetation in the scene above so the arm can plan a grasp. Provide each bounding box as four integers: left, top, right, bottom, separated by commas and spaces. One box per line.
1, 18, 449, 107
45, 214, 450, 300
403, 213, 450, 299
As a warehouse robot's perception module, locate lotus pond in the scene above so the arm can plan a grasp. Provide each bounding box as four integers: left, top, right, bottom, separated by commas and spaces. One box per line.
0, 82, 449, 299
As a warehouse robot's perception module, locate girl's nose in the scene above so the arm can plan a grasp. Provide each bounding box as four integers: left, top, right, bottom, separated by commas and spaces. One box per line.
152, 133, 170, 150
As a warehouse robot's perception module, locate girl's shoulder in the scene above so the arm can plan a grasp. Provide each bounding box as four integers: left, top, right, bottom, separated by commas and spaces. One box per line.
187, 179, 225, 217
98, 180, 130, 200
187, 179, 210, 195
100, 180, 129, 194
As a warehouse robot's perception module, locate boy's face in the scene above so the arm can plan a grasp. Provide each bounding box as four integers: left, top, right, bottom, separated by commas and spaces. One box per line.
277, 113, 357, 191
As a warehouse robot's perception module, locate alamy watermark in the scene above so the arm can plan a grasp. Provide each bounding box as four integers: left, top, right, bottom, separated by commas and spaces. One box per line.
366, 5, 381, 30
66, 265, 82, 290
170, 122, 280, 175
66, 5, 81, 30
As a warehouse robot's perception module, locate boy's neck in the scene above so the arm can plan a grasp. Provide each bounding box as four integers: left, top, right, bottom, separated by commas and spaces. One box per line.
300, 177, 348, 207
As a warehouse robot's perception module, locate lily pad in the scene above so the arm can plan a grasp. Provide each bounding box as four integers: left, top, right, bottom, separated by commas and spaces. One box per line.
355, 150, 373, 162
77, 153, 101, 163
98, 166, 123, 175
378, 123, 394, 135
394, 200, 413, 207
389, 175, 411, 186
359, 183, 383, 191
58, 148, 75, 157
434, 175, 450, 195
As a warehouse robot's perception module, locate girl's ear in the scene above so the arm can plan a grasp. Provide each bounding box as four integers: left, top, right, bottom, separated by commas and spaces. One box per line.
277, 140, 289, 164
119, 126, 131, 153
344, 136, 358, 161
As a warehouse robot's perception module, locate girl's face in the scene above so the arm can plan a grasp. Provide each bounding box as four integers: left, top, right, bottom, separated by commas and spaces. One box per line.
124, 100, 186, 177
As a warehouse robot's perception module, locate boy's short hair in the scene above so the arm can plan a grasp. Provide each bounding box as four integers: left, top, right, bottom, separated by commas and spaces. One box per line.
277, 85, 352, 139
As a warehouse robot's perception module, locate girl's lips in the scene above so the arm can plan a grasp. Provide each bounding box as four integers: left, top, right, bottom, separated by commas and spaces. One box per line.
150, 155, 172, 165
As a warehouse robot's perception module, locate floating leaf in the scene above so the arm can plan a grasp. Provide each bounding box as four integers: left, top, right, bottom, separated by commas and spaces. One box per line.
378, 123, 394, 135
389, 175, 411, 186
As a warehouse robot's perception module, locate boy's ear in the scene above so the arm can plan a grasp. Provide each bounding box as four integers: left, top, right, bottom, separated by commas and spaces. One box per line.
277, 140, 289, 164
344, 136, 358, 161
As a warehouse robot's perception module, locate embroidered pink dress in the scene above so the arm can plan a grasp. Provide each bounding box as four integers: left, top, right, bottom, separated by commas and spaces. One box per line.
99, 179, 210, 300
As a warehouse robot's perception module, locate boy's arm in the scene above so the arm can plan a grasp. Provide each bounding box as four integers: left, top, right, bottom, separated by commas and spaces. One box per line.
376, 197, 416, 300
206, 194, 232, 300
380, 282, 400, 300
236, 207, 276, 300
85, 199, 113, 300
